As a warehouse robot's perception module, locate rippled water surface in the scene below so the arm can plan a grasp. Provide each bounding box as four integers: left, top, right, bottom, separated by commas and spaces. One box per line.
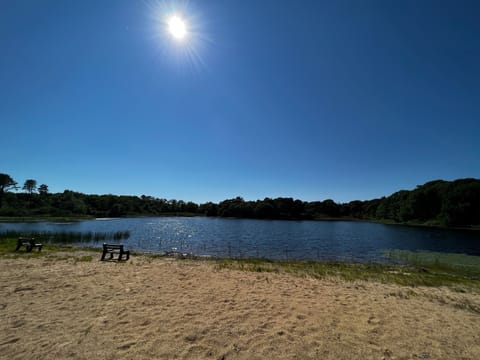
2, 217, 480, 262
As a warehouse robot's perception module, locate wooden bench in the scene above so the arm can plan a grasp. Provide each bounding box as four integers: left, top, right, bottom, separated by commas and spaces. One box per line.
15, 237, 43, 252
100, 243, 130, 261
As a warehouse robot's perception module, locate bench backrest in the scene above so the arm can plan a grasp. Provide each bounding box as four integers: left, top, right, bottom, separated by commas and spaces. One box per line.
103, 244, 124, 250
18, 237, 35, 245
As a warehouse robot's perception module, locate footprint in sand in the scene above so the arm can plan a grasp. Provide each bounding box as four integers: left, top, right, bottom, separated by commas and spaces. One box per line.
0, 338, 20, 346
11, 319, 26, 328
117, 341, 136, 350
13, 286, 34, 292
184, 334, 198, 343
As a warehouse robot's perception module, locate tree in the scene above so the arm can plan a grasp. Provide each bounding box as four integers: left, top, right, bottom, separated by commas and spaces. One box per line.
23, 179, 37, 194
199, 202, 218, 216
38, 184, 49, 195
0, 173, 18, 207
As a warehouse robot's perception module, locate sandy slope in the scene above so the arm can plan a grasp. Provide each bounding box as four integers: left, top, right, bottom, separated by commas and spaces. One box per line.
1, 254, 479, 360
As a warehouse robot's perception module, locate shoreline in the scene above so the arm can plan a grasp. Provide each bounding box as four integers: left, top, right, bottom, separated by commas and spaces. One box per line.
1, 240, 479, 292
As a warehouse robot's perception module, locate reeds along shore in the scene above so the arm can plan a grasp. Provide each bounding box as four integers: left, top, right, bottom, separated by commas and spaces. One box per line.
0, 230, 130, 243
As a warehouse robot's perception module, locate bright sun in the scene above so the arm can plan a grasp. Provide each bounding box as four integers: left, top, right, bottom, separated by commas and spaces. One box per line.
168, 16, 187, 40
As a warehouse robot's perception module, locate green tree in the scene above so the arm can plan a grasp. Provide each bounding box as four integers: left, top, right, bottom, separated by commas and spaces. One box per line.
38, 184, 49, 195
199, 202, 218, 216
0, 173, 18, 207
54, 190, 87, 215
108, 203, 126, 217
254, 200, 277, 219
23, 179, 37, 194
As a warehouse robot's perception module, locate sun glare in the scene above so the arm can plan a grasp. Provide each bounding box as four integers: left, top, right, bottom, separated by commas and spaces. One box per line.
149, 2, 209, 73
168, 15, 187, 40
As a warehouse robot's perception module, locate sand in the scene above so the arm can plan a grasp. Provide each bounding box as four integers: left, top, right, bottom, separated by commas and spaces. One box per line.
1, 253, 480, 360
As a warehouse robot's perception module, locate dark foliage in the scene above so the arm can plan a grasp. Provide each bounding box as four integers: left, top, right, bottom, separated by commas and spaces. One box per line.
0, 173, 479, 227
0, 173, 18, 208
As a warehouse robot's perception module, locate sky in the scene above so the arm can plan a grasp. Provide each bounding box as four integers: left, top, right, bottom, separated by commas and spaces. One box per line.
1, 0, 479, 203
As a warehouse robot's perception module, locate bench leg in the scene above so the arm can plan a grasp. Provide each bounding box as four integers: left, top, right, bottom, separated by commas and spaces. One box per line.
100, 250, 107, 261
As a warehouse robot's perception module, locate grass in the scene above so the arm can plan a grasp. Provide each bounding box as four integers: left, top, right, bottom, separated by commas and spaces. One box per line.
214, 256, 480, 292
384, 249, 480, 277
0, 237, 97, 259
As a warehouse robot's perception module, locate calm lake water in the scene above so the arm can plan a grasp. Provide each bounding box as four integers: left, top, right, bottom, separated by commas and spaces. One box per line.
1, 217, 480, 262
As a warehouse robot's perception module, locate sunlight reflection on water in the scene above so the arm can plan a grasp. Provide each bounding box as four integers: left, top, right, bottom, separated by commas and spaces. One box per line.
1, 217, 480, 262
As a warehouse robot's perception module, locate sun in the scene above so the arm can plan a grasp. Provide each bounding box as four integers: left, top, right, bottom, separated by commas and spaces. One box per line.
168, 15, 187, 40
150, 3, 208, 72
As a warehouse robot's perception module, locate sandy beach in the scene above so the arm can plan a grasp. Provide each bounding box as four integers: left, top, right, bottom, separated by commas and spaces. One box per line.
1, 253, 480, 360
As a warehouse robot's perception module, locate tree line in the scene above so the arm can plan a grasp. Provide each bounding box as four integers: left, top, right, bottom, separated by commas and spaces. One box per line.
0, 173, 479, 227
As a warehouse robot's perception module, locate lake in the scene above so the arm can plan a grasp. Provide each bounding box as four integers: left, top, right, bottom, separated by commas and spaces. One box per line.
1, 217, 480, 262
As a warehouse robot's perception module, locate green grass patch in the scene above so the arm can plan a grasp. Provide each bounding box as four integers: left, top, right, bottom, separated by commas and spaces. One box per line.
384, 249, 480, 278
214, 257, 480, 292
0, 237, 98, 258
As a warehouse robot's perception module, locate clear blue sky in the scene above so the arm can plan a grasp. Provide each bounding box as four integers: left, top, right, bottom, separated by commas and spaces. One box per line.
1, 0, 479, 203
